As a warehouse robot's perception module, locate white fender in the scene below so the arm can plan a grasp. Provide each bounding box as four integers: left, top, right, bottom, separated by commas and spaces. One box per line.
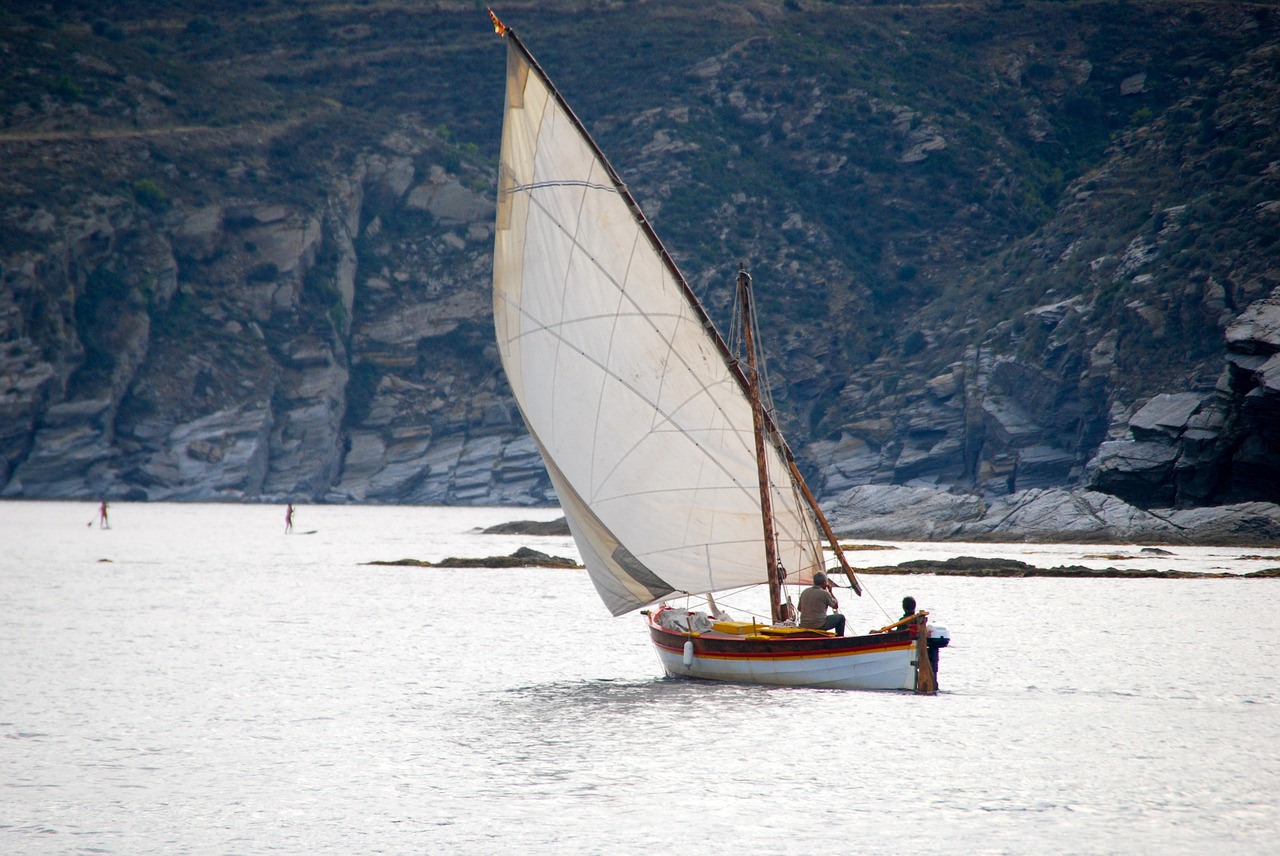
682, 639, 694, 667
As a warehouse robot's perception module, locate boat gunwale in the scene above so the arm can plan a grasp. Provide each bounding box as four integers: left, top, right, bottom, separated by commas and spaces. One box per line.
648, 616, 915, 661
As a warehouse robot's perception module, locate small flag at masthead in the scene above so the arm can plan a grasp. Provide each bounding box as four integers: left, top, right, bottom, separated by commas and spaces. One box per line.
489, 9, 507, 36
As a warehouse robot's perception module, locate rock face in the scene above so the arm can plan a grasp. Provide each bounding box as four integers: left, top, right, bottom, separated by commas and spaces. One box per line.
1086, 291, 1280, 507
802, 25, 1280, 512
1, 122, 552, 506
2, 2, 1279, 530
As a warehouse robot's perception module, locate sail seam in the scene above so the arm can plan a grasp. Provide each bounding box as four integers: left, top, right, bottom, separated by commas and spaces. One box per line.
590, 221, 641, 509
513, 190, 757, 488
498, 282, 763, 509
510, 180, 617, 194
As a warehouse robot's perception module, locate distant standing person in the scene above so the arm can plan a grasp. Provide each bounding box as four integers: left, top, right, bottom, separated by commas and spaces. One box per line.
798, 571, 846, 636
98, 500, 109, 529
285, 503, 294, 534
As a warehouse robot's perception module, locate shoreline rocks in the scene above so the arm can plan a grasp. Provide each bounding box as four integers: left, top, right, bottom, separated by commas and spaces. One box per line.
827, 484, 1280, 546
852, 555, 1280, 579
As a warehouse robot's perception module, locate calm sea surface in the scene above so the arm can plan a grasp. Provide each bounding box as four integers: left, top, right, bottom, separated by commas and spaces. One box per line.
3, 501, 1279, 855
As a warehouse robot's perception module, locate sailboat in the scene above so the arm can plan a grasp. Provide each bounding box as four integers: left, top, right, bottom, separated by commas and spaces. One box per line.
489, 12, 939, 693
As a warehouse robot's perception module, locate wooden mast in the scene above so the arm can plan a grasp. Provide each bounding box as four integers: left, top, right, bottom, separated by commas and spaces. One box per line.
738, 267, 784, 623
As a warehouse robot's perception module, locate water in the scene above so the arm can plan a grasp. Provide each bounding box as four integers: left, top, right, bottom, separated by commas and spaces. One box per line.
3, 501, 1279, 855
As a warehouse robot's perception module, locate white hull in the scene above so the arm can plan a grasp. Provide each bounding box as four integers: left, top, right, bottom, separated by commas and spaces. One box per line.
648, 617, 920, 691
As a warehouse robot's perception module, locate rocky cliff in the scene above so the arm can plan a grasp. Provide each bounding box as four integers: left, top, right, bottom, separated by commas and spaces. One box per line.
2, 1, 1279, 529
797, 2, 1280, 510
1, 117, 548, 503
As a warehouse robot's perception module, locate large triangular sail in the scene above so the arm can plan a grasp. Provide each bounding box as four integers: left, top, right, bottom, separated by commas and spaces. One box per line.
492, 29, 825, 615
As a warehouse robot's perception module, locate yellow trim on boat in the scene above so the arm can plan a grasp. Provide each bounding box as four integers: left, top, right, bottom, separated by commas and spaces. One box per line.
759, 626, 833, 637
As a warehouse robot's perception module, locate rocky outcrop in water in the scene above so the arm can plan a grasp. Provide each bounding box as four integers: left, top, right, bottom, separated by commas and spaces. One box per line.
365, 547, 581, 569
481, 518, 572, 537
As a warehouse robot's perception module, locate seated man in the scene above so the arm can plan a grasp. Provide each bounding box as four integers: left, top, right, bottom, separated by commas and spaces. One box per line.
797, 572, 846, 636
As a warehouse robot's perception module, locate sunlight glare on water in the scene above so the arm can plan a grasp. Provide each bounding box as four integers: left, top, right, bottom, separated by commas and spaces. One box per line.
2, 501, 1278, 854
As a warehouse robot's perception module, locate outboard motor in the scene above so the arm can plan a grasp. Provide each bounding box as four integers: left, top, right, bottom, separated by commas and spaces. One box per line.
926, 624, 950, 679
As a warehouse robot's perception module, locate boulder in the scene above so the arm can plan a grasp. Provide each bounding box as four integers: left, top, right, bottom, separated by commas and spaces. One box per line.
366, 547, 580, 569
981, 395, 1045, 447
172, 205, 224, 260
827, 484, 985, 540
1119, 72, 1147, 95
357, 303, 460, 347
1225, 293, 1280, 354
490, 434, 556, 505
1087, 439, 1180, 506
1164, 502, 1280, 545
961, 488, 1178, 542
363, 153, 415, 202
407, 433, 466, 504
1014, 444, 1077, 490
1128, 393, 1204, 441
806, 434, 883, 495
405, 167, 494, 225
241, 215, 322, 276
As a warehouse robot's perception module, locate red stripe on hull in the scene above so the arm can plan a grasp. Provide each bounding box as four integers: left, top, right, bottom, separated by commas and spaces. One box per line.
648, 621, 913, 662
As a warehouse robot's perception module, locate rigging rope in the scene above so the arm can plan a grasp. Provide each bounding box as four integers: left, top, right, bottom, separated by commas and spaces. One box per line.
666, 571, 895, 629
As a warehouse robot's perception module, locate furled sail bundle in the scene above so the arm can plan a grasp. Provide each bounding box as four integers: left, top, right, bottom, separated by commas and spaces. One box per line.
492, 37, 824, 615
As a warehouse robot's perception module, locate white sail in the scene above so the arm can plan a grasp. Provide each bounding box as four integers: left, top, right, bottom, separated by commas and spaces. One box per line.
493, 39, 823, 615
